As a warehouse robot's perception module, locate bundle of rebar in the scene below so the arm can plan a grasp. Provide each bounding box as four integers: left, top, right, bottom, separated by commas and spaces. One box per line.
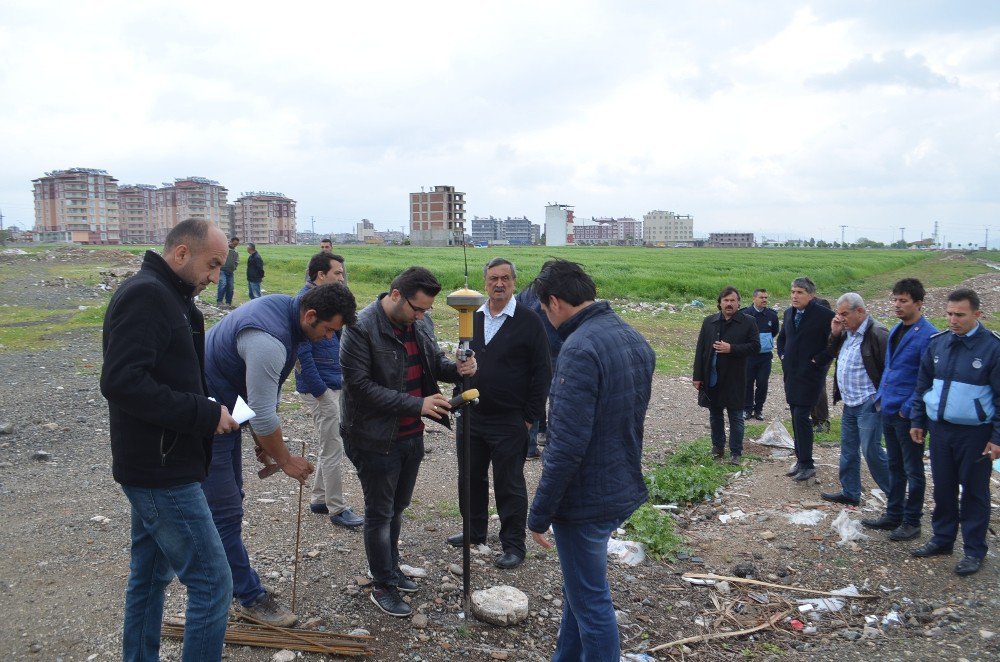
162, 617, 374, 656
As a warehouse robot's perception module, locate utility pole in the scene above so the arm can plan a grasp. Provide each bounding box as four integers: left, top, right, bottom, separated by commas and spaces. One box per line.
899, 227, 906, 244
933, 220, 939, 247
310, 215, 315, 234
985, 227, 990, 250
839, 225, 847, 248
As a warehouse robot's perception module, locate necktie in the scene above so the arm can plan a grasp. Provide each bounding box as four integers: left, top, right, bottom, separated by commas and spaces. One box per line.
794, 310, 803, 328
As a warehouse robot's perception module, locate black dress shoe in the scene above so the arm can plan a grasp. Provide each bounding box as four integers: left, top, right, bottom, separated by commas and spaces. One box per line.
820, 491, 860, 506
861, 514, 902, 530
447, 533, 486, 547
793, 467, 816, 481
494, 552, 524, 569
955, 556, 983, 576
785, 462, 802, 477
911, 541, 954, 558
889, 523, 921, 541
752, 413, 765, 421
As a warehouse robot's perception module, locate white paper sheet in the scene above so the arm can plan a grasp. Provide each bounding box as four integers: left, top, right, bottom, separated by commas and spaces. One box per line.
232, 395, 256, 424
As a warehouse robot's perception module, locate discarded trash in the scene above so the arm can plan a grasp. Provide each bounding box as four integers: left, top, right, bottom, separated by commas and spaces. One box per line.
789, 619, 805, 631
718, 509, 747, 524
797, 597, 845, 612
881, 610, 903, 628
831, 510, 869, 545
830, 584, 861, 597
865, 615, 878, 626
749, 591, 770, 604
682, 576, 717, 586
786, 509, 826, 526
607, 538, 645, 566
868, 488, 887, 505
623, 654, 655, 662
758, 420, 795, 449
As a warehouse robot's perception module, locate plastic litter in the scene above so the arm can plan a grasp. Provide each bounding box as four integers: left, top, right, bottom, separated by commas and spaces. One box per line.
830, 584, 861, 597
881, 610, 903, 628
796, 597, 845, 612
831, 510, 869, 545
786, 509, 826, 526
622, 654, 655, 662
682, 576, 717, 586
757, 420, 795, 449
607, 538, 645, 566
789, 619, 804, 631
718, 509, 747, 524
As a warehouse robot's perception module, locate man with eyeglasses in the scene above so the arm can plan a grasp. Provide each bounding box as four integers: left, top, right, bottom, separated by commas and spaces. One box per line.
446, 258, 551, 570
341, 266, 477, 616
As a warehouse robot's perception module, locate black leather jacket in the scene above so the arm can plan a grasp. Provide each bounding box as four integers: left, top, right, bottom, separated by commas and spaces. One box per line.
340, 294, 460, 453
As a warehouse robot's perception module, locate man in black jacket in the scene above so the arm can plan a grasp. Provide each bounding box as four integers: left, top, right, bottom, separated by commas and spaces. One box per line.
216, 236, 239, 307
101, 218, 240, 661
446, 258, 551, 569
341, 267, 477, 617
246, 242, 264, 299
693, 286, 760, 464
776, 277, 836, 481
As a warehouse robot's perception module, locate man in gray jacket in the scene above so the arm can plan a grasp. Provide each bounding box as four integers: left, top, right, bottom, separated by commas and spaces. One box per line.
216, 236, 239, 307
820, 292, 890, 506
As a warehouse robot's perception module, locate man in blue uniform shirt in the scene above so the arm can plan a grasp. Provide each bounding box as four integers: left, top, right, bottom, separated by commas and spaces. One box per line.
741, 288, 779, 421
910, 288, 1000, 576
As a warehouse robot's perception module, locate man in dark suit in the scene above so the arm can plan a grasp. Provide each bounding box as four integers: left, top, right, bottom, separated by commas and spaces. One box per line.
776, 277, 836, 481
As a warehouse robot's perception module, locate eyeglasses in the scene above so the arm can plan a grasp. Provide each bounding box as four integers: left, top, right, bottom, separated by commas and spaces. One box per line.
405, 297, 432, 314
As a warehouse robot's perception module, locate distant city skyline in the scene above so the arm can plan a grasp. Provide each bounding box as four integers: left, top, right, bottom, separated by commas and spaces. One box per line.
1, 2, 998, 247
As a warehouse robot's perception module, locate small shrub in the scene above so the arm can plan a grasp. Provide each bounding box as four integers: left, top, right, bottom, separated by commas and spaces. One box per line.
624, 503, 684, 561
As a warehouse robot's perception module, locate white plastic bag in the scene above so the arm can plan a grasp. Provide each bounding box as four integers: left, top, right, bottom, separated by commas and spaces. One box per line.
831, 509, 869, 545
758, 420, 795, 449
786, 509, 826, 525
607, 538, 646, 566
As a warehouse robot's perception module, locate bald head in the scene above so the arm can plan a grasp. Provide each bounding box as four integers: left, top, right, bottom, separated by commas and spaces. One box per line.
163, 219, 229, 295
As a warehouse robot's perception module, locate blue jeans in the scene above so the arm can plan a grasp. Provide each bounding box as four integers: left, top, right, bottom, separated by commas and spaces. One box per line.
928, 421, 993, 558
248, 280, 262, 299
216, 271, 234, 304
709, 405, 744, 456
121, 483, 232, 662
838, 397, 890, 500
345, 435, 424, 587
201, 431, 265, 605
789, 405, 814, 469
883, 412, 925, 525
552, 519, 623, 662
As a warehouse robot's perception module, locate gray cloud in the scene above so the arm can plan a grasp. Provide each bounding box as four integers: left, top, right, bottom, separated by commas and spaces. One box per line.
810, 50, 956, 90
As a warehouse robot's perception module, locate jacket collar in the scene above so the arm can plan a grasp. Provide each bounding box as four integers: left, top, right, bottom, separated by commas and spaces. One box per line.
142, 250, 196, 301
557, 300, 610, 340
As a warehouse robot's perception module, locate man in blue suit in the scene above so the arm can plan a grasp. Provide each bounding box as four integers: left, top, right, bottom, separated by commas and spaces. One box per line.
776, 277, 836, 482
863, 279, 937, 540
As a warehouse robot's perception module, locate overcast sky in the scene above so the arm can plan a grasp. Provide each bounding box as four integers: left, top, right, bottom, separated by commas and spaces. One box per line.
2, 1, 998, 245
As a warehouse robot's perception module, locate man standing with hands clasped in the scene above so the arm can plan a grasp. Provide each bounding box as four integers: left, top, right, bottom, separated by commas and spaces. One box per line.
909, 288, 1000, 576
693, 286, 759, 464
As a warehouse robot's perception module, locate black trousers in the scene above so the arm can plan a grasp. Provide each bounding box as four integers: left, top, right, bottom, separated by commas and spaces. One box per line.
743, 354, 772, 415
457, 412, 529, 558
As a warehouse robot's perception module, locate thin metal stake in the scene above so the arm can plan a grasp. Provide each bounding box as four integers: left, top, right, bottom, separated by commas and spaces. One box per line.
291, 440, 306, 613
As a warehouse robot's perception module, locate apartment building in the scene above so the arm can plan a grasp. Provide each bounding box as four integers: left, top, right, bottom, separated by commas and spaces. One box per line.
643, 210, 694, 245
118, 184, 158, 244
233, 192, 297, 244
544, 203, 574, 246
32, 168, 120, 244
708, 232, 755, 248
575, 217, 643, 245
471, 216, 504, 244
155, 177, 229, 242
410, 185, 465, 246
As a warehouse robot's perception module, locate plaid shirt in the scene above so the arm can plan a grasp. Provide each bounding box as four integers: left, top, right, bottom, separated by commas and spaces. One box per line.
836, 316, 877, 406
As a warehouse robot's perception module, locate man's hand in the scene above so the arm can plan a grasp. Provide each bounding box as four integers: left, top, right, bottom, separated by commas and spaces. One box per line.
531, 530, 553, 549
456, 350, 477, 377
712, 340, 731, 354
910, 427, 925, 443
692, 380, 702, 391
421, 394, 452, 420
982, 441, 1000, 462
278, 455, 314, 485
525, 420, 533, 430
831, 316, 845, 336
215, 405, 239, 434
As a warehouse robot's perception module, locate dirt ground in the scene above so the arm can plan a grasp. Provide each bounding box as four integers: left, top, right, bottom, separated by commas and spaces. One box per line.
0, 248, 998, 661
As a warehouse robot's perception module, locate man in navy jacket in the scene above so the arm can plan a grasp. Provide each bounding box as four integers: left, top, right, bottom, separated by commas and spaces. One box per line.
528, 259, 655, 661
296, 253, 363, 528
863, 279, 937, 540
910, 288, 1000, 576
741, 288, 780, 420
776, 277, 836, 481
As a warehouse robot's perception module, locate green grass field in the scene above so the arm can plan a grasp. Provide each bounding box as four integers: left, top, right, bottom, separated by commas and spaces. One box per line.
5, 245, 994, 373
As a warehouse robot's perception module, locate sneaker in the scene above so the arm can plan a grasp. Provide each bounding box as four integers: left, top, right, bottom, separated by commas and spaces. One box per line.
712, 447, 724, 460
752, 413, 765, 421
367, 568, 419, 593
728, 454, 742, 466
236, 592, 297, 627
309, 502, 329, 515
330, 507, 364, 528
370, 585, 411, 617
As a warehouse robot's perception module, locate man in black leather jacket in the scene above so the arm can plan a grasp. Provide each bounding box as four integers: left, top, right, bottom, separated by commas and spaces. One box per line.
340, 266, 477, 617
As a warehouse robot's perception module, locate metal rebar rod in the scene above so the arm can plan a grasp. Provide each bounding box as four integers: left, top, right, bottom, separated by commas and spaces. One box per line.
291, 440, 306, 613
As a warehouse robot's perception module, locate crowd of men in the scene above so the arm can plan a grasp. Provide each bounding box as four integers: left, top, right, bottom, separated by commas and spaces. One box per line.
99, 221, 995, 661
693, 277, 999, 581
